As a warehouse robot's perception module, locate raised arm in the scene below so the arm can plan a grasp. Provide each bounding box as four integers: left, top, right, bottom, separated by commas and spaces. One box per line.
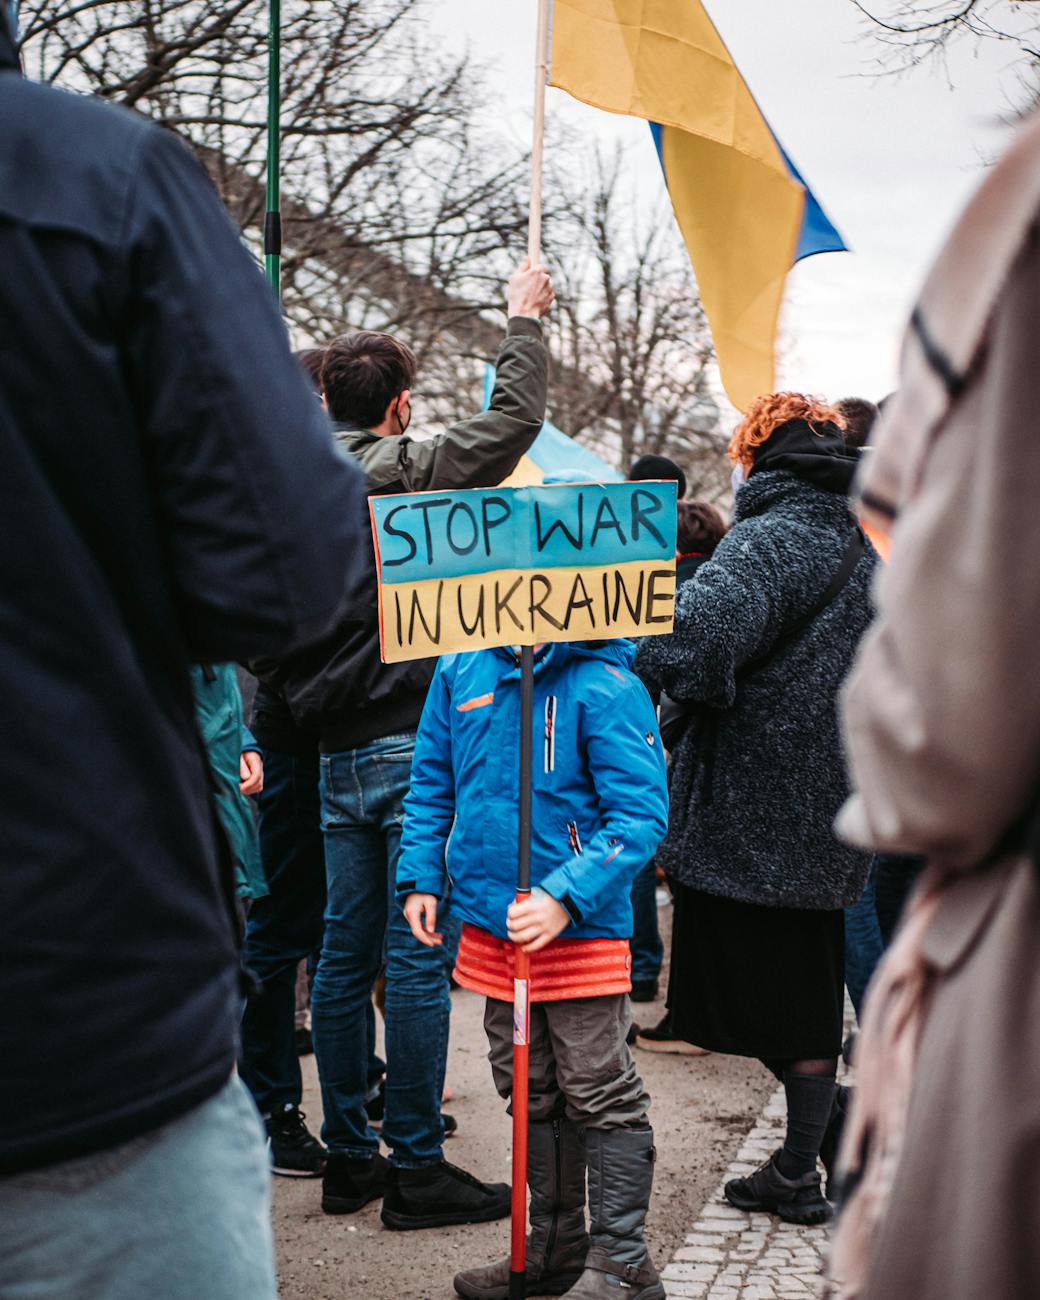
367, 261, 553, 493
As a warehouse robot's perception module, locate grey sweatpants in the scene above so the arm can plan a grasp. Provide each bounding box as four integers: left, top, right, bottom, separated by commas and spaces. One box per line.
484, 994, 650, 1130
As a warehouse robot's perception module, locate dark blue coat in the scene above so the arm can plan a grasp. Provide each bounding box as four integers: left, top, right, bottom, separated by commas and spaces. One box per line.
397, 641, 668, 940
0, 21, 367, 1173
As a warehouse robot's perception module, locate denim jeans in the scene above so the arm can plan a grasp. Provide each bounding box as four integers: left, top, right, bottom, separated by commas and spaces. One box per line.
844, 862, 884, 1020
312, 733, 459, 1167
0, 1077, 275, 1300
629, 859, 664, 985
239, 746, 328, 1115
239, 745, 385, 1116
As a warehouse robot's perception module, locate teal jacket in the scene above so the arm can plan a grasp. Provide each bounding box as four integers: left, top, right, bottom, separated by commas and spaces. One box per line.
396, 640, 668, 940
191, 664, 267, 900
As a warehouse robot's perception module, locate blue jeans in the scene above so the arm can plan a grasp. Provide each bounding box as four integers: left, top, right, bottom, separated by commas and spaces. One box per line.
239, 746, 384, 1116
313, 733, 459, 1167
844, 863, 884, 1020
0, 1077, 275, 1300
629, 859, 664, 985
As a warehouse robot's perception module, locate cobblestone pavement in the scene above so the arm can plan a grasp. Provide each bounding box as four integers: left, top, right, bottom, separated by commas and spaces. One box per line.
661, 1083, 829, 1299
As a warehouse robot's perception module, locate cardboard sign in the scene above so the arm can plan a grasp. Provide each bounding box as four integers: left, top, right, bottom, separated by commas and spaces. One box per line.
370, 481, 677, 663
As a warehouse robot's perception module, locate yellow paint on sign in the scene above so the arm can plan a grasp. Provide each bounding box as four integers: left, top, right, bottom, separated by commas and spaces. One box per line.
378, 559, 675, 663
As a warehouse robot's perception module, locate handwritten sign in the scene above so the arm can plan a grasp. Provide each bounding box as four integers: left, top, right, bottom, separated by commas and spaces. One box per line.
370, 481, 677, 663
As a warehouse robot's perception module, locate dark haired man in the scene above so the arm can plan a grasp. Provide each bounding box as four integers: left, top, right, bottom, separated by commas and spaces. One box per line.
249, 258, 554, 1229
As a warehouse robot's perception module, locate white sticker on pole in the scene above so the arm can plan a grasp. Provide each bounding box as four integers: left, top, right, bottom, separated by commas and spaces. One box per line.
513, 978, 529, 1046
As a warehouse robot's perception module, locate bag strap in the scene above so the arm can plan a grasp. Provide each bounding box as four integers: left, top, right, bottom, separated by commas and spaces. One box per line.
740, 526, 866, 678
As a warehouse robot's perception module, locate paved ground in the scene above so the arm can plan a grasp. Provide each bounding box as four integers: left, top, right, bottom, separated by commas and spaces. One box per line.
271, 902, 776, 1299
660, 1084, 830, 1299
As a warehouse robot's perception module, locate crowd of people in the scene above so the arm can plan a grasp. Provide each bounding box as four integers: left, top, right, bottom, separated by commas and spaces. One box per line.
4, 9, 1040, 1300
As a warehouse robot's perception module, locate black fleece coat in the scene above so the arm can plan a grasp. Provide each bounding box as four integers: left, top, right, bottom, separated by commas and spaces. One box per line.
636, 470, 876, 910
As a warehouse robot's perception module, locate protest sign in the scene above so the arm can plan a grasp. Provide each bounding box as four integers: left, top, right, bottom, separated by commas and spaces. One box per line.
370, 480, 677, 663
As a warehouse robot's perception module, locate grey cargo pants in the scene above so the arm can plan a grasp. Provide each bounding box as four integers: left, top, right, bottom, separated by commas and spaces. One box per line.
484, 994, 650, 1130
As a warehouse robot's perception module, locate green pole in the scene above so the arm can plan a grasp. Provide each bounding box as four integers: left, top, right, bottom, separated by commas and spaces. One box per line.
264, 0, 281, 296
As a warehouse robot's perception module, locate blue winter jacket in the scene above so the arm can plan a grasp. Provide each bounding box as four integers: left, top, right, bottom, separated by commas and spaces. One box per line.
396, 640, 668, 941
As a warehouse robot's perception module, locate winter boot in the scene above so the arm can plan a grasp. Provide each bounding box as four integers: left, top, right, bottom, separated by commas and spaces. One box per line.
453, 1118, 588, 1300
725, 1151, 832, 1225
561, 1126, 664, 1300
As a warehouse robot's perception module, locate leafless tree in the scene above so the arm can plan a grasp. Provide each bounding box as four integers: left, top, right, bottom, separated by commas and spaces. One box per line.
851, 1, 1040, 77
17, 0, 534, 420
18, 2, 728, 485
544, 148, 727, 499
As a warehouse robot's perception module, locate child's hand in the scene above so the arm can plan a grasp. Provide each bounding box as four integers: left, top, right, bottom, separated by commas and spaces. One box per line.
507, 889, 570, 953
239, 750, 263, 795
404, 893, 443, 947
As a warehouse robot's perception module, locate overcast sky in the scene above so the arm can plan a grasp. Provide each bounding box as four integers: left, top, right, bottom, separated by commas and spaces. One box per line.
430, 0, 1019, 410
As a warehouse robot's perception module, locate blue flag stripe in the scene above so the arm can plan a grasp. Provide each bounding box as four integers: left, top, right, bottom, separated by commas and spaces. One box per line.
648, 120, 845, 265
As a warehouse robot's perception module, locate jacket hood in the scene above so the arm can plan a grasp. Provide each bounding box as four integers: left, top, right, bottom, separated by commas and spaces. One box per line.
748, 418, 859, 495
0, 8, 19, 72
492, 638, 636, 673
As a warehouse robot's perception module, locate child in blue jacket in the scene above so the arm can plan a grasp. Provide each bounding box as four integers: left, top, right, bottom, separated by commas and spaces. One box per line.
398, 637, 668, 1300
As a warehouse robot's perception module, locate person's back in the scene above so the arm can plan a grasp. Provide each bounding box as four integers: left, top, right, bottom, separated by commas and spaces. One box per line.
397, 638, 670, 1300
0, 17, 367, 1296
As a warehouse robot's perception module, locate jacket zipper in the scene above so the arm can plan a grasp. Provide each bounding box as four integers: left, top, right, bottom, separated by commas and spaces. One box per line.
544, 1117, 562, 1269
567, 821, 583, 855
544, 695, 557, 772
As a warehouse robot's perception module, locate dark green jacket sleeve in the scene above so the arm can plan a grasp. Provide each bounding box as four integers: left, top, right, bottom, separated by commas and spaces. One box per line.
358, 317, 548, 492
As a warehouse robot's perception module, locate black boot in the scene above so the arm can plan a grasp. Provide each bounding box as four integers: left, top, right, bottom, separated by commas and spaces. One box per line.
381, 1159, 511, 1231
321, 1151, 389, 1214
725, 1150, 831, 1224
454, 1118, 588, 1300
563, 1127, 664, 1300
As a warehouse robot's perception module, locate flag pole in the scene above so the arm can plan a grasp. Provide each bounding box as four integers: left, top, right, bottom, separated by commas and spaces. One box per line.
527, 0, 550, 264
264, 0, 282, 296
510, 7, 550, 1298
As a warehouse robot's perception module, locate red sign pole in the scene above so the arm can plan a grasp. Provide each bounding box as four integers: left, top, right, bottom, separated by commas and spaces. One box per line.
509, 644, 535, 1300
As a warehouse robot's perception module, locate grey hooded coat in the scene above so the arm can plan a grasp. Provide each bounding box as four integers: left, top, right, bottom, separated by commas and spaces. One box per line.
636, 469, 876, 910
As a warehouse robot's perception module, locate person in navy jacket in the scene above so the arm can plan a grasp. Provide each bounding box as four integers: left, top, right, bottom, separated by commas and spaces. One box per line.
0, 11, 367, 1297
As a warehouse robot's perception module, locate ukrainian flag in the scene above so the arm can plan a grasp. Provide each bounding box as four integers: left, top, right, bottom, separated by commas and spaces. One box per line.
548, 0, 845, 411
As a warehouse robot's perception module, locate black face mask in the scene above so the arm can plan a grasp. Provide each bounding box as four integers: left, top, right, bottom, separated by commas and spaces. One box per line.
394, 395, 411, 437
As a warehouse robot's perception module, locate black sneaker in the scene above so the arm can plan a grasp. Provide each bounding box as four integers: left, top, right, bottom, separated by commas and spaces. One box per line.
635, 1014, 710, 1056
629, 978, 659, 1003
265, 1104, 326, 1178
295, 1025, 314, 1056
322, 1151, 390, 1214
724, 1151, 832, 1225
381, 1160, 511, 1231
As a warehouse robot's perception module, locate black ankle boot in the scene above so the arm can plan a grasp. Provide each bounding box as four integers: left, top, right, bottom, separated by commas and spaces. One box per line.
321, 1151, 389, 1214
381, 1159, 511, 1231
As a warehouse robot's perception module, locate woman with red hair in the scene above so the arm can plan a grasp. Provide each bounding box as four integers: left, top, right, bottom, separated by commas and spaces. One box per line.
636, 392, 877, 1226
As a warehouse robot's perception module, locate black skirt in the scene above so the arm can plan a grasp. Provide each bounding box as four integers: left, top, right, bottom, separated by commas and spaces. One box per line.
667, 883, 845, 1060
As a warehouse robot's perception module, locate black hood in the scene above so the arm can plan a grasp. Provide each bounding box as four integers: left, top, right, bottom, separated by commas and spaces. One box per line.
0, 6, 19, 72
748, 417, 859, 496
